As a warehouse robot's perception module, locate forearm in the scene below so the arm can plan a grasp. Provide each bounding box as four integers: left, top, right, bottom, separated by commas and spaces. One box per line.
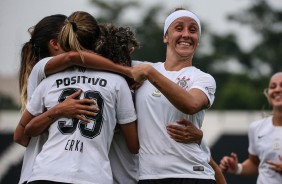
145, 68, 206, 114
82, 52, 132, 77
240, 159, 259, 176
25, 106, 61, 136
209, 157, 227, 184
25, 90, 99, 136
120, 121, 139, 154
14, 122, 30, 147
45, 51, 132, 78
14, 110, 34, 146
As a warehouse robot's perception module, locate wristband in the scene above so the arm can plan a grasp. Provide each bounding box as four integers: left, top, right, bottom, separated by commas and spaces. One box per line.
235, 163, 243, 175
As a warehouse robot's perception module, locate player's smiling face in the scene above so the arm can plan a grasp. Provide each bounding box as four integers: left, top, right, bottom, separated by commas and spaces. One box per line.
268, 73, 282, 108
164, 17, 200, 58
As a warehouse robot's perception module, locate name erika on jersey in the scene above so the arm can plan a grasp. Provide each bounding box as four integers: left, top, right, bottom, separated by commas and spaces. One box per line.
56, 75, 107, 88
65, 139, 84, 153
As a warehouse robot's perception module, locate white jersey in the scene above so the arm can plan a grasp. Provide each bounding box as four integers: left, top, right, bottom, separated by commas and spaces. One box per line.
109, 128, 139, 184
135, 62, 216, 180
18, 134, 48, 184
200, 139, 211, 164
18, 57, 51, 184
26, 66, 137, 184
248, 116, 282, 184
27, 57, 51, 102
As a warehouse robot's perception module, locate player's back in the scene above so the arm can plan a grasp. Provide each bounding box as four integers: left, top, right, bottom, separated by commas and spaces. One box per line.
27, 67, 137, 184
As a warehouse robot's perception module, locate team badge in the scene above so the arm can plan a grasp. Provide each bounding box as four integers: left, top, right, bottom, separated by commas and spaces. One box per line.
177, 76, 190, 90
152, 88, 161, 97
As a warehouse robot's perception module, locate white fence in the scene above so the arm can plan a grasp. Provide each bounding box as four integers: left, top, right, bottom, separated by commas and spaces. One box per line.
0, 110, 270, 183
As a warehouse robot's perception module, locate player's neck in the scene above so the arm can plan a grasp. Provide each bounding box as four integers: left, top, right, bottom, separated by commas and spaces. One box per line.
272, 114, 282, 126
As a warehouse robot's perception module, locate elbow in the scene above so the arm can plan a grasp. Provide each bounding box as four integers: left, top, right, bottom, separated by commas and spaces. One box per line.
181, 103, 201, 115
13, 132, 28, 147
13, 133, 22, 144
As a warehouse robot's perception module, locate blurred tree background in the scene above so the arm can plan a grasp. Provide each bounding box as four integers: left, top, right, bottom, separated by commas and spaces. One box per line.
89, 0, 281, 111
3, 0, 280, 110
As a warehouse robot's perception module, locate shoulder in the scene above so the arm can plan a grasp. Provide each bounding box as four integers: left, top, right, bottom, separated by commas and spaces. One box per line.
32, 57, 54, 73
132, 60, 156, 67
28, 56, 54, 83
188, 67, 216, 88
249, 116, 272, 131
192, 67, 215, 80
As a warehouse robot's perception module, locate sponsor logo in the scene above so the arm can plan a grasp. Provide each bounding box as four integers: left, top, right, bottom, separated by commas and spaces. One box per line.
193, 165, 204, 171
152, 88, 161, 97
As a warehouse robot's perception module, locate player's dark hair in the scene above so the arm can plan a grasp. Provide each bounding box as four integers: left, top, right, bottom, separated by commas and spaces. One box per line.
95, 24, 139, 67
19, 14, 67, 111
95, 24, 139, 85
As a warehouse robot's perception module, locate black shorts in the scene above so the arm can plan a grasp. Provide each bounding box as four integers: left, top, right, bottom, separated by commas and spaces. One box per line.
138, 178, 216, 184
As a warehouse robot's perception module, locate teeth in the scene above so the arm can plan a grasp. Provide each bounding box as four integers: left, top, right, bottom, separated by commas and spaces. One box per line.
272, 93, 282, 100
179, 42, 191, 46
274, 95, 282, 100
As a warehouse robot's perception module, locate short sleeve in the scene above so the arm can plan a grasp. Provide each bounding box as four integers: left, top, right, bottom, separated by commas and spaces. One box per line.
27, 57, 53, 102
132, 60, 153, 67
190, 73, 216, 107
26, 81, 47, 116
115, 78, 137, 124
248, 121, 258, 155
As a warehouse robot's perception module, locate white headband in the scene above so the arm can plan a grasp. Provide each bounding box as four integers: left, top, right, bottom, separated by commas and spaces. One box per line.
163, 10, 201, 36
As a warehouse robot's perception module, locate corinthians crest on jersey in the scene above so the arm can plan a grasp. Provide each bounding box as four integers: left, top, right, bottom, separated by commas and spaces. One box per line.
152, 75, 191, 97
177, 76, 190, 90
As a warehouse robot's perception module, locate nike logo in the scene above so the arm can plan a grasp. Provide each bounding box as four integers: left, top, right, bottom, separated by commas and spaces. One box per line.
258, 135, 264, 139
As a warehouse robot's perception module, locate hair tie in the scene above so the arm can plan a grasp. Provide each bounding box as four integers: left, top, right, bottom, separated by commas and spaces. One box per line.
29, 38, 34, 44
70, 22, 78, 32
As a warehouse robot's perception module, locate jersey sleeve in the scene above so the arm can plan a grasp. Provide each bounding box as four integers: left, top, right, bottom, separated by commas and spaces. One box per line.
115, 78, 137, 124
26, 81, 48, 116
190, 73, 216, 108
248, 121, 258, 156
27, 57, 53, 102
132, 60, 153, 67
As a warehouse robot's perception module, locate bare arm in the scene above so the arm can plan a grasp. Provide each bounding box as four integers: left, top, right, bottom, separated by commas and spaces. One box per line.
45, 51, 132, 78
209, 157, 227, 184
241, 155, 259, 175
24, 90, 98, 137
132, 64, 209, 114
119, 121, 139, 154
14, 110, 34, 147
219, 152, 259, 176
